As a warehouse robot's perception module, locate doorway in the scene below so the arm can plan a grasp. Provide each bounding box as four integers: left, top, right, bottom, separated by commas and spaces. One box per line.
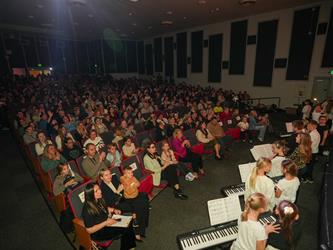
311, 77, 333, 102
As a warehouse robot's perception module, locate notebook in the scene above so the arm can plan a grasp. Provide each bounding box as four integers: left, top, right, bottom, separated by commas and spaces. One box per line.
110, 214, 133, 228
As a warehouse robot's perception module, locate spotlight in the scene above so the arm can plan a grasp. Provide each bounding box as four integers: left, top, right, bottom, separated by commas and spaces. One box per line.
49, 67, 53, 71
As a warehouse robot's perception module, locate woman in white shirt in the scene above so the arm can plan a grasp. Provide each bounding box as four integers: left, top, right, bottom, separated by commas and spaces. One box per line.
35, 131, 52, 156
245, 157, 275, 211
195, 121, 222, 160
268, 140, 287, 178
275, 159, 300, 205
231, 192, 280, 250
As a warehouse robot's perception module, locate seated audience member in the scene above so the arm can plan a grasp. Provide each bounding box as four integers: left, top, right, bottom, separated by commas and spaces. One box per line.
81, 143, 109, 181
55, 126, 75, 151
112, 129, 124, 144
53, 162, 83, 196
134, 112, 145, 125
231, 192, 280, 250
267, 201, 301, 250
245, 157, 275, 210
62, 115, 76, 132
81, 183, 136, 250
160, 140, 195, 182
125, 124, 137, 138
275, 160, 300, 205
317, 115, 329, 154
41, 144, 66, 172
73, 122, 89, 144
93, 117, 109, 135
37, 112, 52, 134
183, 116, 197, 130
195, 121, 222, 160
23, 125, 37, 144
143, 142, 188, 200
171, 129, 204, 178
122, 137, 140, 158
62, 138, 84, 161
305, 120, 320, 183
106, 143, 122, 168
289, 133, 312, 181
232, 108, 241, 125
268, 140, 287, 177
249, 110, 267, 142
301, 100, 312, 120
237, 115, 250, 142
35, 131, 53, 156
155, 121, 168, 142
166, 117, 178, 137
120, 167, 150, 241
83, 129, 105, 152
286, 120, 304, 154
311, 104, 323, 122
213, 101, 223, 114
145, 113, 157, 130
207, 117, 233, 155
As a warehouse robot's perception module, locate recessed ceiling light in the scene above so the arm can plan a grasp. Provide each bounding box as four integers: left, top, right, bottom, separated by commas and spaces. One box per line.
215, 7, 220, 11
183, 16, 187, 20
128, 12, 133, 16
28, 15, 34, 19
88, 14, 94, 18
239, 0, 256, 6
166, 11, 173, 15
120, 33, 128, 37
129, 0, 139, 2
131, 31, 135, 34
36, 4, 44, 9
69, 0, 87, 6
197, 0, 207, 4
132, 22, 137, 26
210, 9, 215, 14
161, 20, 173, 26
147, 26, 152, 30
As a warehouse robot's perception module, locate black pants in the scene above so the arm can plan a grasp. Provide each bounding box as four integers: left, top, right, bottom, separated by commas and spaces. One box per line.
92, 225, 136, 250
174, 162, 191, 175
304, 153, 318, 180
120, 193, 150, 236
179, 150, 203, 173
161, 164, 179, 188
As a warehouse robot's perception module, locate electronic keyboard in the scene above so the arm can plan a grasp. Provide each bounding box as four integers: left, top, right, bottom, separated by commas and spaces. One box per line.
177, 213, 276, 250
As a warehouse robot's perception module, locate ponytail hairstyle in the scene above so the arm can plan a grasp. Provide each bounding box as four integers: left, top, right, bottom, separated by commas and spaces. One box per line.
241, 192, 267, 221
277, 200, 299, 247
249, 157, 272, 189
298, 133, 312, 164
281, 159, 298, 177
272, 140, 288, 156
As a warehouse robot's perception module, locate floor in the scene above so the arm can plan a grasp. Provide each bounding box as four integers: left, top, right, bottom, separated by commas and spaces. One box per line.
0, 112, 324, 250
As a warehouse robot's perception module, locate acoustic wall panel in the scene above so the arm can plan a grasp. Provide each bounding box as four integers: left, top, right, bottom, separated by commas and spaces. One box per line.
103, 39, 116, 73
137, 41, 145, 74
164, 36, 174, 77
145, 44, 153, 75
114, 40, 127, 73
176, 32, 187, 78
229, 20, 247, 74
208, 33, 223, 83
126, 40, 138, 73
287, 7, 319, 80
322, 8, 333, 67
253, 20, 278, 86
154, 37, 163, 72
191, 31, 203, 72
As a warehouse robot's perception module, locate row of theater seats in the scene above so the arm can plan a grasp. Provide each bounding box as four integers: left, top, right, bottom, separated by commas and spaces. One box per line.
14, 124, 229, 249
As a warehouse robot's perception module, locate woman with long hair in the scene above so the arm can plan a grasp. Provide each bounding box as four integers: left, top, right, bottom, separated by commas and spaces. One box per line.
289, 132, 312, 179
245, 157, 275, 210
231, 193, 280, 250
53, 162, 83, 196
268, 140, 287, 177
267, 201, 301, 250
81, 183, 136, 250
41, 144, 66, 172
55, 126, 75, 152
195, 121, 222, 160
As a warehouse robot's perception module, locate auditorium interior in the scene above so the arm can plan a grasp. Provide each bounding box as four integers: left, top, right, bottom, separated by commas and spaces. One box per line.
0, 0, 333, 250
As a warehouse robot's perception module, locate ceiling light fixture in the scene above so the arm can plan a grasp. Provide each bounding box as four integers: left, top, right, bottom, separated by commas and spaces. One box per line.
147, 26, 152, 30
88, 14, 94, 18
166, 11, 173, 15
132, 23, 137, 26
160, 20, 173, 26
197, 0, 207, 5
239, 0, 256, 6
215, 7, 220, 11
36, 4, 44, 9
129, 0, 140, 2
183, 16, 187, 20
128, 12, 133, 16
28, 15, 34, 19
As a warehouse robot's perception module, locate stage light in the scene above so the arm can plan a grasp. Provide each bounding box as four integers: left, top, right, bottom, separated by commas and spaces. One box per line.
49, 67, 53, 71
313, 98, 318, 101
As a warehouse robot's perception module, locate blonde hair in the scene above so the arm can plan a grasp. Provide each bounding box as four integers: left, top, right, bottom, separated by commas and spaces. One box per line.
241, 192, 267, 221
249, 157, 272, 189
173, 128, 182, 138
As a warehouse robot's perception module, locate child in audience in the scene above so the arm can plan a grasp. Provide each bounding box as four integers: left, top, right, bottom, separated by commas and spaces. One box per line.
245, 157, 275, 210
311, 104, 323, 122
269, 140, 287, 178
286, 120, 304, 154
275, 159, 300, 205
106, 143, 122, 167
301, 100, 312, 120
305, 120, 320, 183
267, 201, 301, 250
237, 115, 250, 142
122, 137, 140, 158
120, 167, 141, 240
231, 192, 280, 250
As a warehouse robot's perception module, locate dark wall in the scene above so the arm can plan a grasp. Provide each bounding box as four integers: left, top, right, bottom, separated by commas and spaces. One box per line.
154, 37, 163, 72
176, 32, 187, 78
229, 20, 247, 75
208, 33, 223, 83
191, 31, 203, 73
322, 8, 333, 67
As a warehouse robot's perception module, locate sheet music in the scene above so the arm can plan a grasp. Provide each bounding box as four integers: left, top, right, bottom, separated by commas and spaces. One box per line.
110, 214, 133, 228
238, 162, 257, 183
250, 144, 274, 161
285, 122, 293, 133
207, 196, 241, 226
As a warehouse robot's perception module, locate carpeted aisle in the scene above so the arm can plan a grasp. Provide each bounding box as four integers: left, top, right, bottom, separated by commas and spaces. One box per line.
0, 131, 73, 250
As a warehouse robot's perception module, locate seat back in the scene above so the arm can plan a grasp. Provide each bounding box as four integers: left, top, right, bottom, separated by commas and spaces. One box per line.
120, 156, 143, 180
67, 181, 92, 219
73, 218, 93, 250
134, 131, 151, 147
